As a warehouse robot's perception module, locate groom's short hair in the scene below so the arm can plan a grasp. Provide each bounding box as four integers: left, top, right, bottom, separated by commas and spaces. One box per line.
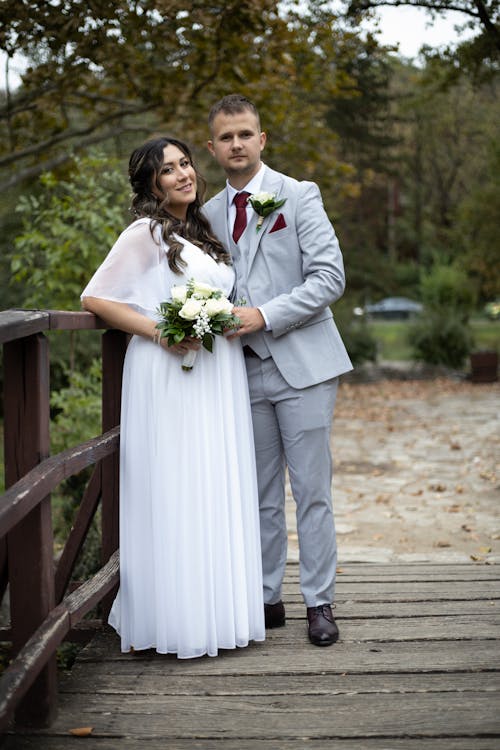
208, 94, 261, 132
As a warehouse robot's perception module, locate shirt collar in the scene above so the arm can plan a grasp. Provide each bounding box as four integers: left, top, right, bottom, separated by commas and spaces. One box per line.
226, 163, 266, 203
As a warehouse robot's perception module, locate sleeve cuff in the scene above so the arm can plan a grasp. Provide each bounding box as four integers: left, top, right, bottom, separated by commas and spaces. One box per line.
258, 306, 271, 331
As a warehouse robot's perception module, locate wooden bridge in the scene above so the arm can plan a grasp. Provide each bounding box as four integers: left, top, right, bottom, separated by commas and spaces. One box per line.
0, 311, 499, 748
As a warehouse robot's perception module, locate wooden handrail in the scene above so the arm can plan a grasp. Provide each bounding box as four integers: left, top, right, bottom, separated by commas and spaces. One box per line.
0, 309, 127, 730
0, 550, 119, 732
0, 428, 119, 539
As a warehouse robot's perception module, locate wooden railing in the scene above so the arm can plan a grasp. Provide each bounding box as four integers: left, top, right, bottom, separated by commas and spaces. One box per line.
0, 310, 128, 731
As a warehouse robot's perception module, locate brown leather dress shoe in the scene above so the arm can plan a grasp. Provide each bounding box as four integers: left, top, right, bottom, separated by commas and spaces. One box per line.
264, 600, 286, 628
307, 604, 339, 646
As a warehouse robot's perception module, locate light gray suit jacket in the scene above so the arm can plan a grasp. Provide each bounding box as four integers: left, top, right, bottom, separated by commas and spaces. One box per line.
203, 166, 353, 389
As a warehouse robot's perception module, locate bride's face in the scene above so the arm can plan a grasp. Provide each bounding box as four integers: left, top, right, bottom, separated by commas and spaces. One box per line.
154, 144, 197, 220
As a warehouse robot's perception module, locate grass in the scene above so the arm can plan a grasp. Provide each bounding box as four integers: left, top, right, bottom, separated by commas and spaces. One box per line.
368, 317, 500, 362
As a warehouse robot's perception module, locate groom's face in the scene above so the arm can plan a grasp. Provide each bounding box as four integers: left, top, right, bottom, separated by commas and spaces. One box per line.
208, 109, 266, 185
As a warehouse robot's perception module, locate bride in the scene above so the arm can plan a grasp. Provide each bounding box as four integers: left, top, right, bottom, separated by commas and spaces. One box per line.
82, 136, 265, 658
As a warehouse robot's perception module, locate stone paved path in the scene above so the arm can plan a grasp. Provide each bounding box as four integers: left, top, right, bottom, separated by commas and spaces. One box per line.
286, 376, 500, 564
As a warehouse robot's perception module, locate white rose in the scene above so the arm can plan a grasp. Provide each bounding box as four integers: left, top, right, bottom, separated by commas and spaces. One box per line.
252, 191, 274, 203
171, 285, 188, 304
192, 281, 215, 299
204, 298, 234, 317
179, 299, 203, 320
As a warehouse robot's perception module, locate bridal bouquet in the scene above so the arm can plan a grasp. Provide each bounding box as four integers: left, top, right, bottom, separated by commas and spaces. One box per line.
156, 279, 240, 371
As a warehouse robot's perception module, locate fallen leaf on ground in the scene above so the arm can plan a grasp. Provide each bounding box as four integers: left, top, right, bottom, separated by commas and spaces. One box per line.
435, 540, 451, 548
69, 727, 93, 737
429, 483, 447, 492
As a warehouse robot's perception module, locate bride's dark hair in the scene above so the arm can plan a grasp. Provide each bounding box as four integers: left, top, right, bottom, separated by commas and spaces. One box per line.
128, 137, 230, 272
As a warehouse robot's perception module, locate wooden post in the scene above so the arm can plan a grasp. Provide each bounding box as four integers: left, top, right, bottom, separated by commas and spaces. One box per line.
3, 333, 57, 727
100, 330, 127, 618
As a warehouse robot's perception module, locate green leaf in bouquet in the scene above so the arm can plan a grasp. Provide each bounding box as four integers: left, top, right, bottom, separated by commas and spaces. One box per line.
202, 333, 214, 352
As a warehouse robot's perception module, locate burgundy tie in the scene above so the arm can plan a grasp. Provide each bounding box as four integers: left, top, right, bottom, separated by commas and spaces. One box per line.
232, 191, 250, 243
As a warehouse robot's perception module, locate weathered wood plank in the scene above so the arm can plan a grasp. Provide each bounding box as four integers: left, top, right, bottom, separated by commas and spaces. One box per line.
279, 600, 500, 618
60, 668, 500, 697
3, 333, 57, 728
283, 585, 499, 601
47, 311, 106, 330
4, 737, 500, 750
3, 562, 500, 748
71, 612, 500, 650
0, 552, 119, 733
12, 690, 500, 739
0, 428, 119, 539
0, 607, 68, 732
55, 466, 102, 602
256, 614, 500, 641
292, 565, 500, 582
79, 631, 500, 674
0, 310, 49, 345
64, 551, 119, 625
100, 329, 127, 619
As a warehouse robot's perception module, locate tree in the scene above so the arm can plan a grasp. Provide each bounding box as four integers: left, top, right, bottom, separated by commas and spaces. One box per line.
345, 0, 499, 47
343, 1, 500, 79
454, 139, 500, 298
11, 152, 128, 309
391, 61, 499, 272
0, 0, 375, 195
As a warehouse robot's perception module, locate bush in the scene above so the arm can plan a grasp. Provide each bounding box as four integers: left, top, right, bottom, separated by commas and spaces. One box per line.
342, 321, 378, 365
51, 360, 103, 580
420, 264, 477, 323
333, 300, 377, 365
409, 312, 474, 369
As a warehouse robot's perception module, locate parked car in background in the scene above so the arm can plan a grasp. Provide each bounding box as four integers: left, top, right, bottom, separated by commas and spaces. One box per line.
484, 299, 500, 320
363, 297, 423, 320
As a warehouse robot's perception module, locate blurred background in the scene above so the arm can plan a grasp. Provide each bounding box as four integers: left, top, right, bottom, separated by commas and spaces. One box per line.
0, 1, 498, 583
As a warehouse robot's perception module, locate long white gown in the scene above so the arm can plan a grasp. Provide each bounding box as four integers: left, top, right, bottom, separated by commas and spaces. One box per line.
82, 218, 265, 658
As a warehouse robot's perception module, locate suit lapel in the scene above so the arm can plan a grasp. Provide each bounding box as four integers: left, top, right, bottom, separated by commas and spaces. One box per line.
208, 190, 232, 250
247, 168, 284, 273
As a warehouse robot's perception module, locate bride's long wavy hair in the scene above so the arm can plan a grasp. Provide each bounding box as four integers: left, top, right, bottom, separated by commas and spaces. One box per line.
128, 137, 230, 273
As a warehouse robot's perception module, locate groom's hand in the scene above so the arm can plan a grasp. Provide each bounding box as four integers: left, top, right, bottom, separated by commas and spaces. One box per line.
228, 307, 265, 338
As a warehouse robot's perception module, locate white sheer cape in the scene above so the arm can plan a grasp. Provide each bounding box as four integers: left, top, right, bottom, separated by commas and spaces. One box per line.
82, 218, 265, 658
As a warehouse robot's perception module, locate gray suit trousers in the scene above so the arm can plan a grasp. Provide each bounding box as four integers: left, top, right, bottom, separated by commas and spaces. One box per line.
244, 355, 338, 607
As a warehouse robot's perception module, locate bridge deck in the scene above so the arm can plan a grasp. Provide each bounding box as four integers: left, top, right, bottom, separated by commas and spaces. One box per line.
3, 562, 500, 749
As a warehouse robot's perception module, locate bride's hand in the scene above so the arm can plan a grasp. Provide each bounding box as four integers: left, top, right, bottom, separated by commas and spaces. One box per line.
162, 336, 201, 356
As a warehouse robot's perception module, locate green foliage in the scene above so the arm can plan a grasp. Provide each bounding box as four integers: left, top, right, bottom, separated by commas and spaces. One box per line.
408, 262, 476, 367
50, 359, 101, 538
51, 359, 103, 589
454, 139, 500, 299
420, 264, 477, 322
50, 359, 102, 456
11, 154, 128, 309
333, 300, 378, 365
343, 321, 378, 365
409, 311, 474, 368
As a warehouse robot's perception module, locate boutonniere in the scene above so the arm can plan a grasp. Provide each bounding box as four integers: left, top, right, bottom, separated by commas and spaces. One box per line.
248, 192, 287, 232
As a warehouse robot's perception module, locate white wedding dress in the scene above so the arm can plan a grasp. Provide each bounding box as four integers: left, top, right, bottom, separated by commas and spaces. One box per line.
82, 218, 265, 658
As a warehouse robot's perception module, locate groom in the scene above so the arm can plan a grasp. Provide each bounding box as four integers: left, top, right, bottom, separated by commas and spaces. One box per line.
204, 94, 352, 646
